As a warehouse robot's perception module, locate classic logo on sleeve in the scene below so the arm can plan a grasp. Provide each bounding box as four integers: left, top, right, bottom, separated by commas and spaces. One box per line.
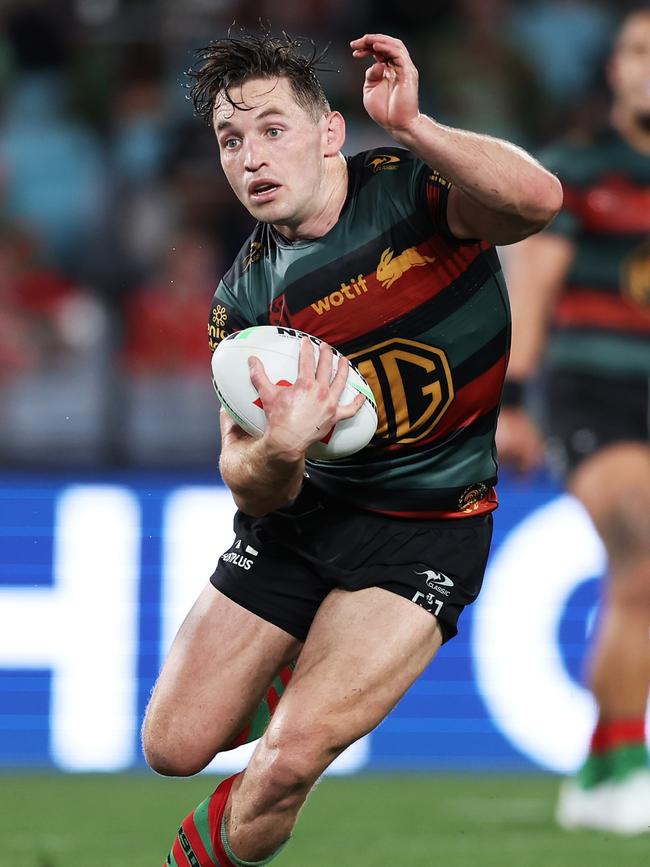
366, 154, 401, 173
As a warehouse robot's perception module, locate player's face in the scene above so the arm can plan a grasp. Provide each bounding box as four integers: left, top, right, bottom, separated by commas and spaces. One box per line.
609, 12, 650, 123
213, 77, 329, 229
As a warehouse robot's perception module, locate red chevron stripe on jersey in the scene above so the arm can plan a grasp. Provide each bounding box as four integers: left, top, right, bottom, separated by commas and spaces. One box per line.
288, 239, 482, 344
555, 290, 650, 333
563, 177, 650, 234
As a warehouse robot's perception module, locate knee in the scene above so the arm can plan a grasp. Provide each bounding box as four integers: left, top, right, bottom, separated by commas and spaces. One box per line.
141, 712, 212, 777
607, 559, 650, 610
571, 447, 650, 568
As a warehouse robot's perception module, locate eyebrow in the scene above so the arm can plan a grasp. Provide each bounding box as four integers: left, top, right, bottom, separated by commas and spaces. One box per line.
216, 106, 288, 132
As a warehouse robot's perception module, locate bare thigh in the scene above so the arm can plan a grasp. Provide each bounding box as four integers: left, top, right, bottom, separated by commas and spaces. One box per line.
569, 442, 650, 574
250, 586, 443, 777
142, 584, 301, 775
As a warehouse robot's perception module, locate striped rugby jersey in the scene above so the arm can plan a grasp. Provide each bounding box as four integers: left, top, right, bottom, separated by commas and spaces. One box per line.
541, 128, 650, 377
209, 147, 510, 518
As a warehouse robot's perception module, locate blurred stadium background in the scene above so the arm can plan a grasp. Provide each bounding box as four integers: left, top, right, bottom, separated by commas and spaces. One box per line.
0, 1, 647, 865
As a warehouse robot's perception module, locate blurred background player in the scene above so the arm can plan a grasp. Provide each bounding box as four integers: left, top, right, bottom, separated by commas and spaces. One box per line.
497, 8, 650, 835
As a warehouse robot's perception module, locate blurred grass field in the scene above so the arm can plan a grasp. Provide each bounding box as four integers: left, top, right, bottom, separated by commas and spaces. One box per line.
1, 773, 648, 867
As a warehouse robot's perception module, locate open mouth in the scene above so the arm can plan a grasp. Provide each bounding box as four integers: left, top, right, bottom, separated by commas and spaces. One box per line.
250, 182, 280, 200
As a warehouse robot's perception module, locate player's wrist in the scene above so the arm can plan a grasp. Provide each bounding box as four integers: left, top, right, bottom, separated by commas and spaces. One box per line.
387, 111, 427, 145
501, 379, 527, 409
260, 431, 307, 467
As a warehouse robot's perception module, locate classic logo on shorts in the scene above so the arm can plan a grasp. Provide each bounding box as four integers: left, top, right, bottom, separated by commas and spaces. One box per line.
415, 568, 454, 596
366, 154, 401, 172
621, 238, 650, 310
376, 246, 436, 289
348, 338, 453, 445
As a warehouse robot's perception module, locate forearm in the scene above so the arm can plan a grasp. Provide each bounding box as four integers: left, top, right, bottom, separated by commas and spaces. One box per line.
503, 232, 575, 380
394, 115, 562, 232
220, 435, 305, 518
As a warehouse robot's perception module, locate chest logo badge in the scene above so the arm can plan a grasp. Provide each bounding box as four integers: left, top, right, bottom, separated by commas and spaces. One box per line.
376, 246, 436, 289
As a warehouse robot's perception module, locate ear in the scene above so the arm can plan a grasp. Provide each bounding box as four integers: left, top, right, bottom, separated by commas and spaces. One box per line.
323, 111, 346, 156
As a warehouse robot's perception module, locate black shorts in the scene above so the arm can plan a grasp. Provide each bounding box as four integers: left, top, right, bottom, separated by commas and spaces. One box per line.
544, 370, 650, 480
210, 481, 493, 644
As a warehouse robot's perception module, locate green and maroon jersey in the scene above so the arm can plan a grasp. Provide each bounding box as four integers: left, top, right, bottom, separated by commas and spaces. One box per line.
541, 129, 650, 376
209, 147, 510, 518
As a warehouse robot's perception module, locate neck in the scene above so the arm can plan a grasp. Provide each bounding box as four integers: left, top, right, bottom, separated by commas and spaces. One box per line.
611, 104, 650, 155
273, 154, 348, 241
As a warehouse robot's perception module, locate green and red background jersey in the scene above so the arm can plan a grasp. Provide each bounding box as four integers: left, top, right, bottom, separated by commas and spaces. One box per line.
541, 128, 650, 377
209, 147, 510, 518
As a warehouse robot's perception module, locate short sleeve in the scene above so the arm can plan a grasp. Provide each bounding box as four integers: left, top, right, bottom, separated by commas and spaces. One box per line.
207, 279, 251, 353
410, 159, 459, 242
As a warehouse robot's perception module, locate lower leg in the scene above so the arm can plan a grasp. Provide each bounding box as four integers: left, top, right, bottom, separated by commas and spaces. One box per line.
581, 555, 650, 787
224, 749, 324, 861
589, 572, 650, 722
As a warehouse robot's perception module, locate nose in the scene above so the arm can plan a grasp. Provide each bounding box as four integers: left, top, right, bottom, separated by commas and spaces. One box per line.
243, 138, 268, 173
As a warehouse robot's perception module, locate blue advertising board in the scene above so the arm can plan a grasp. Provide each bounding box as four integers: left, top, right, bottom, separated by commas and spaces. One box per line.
0, 471, 613, 773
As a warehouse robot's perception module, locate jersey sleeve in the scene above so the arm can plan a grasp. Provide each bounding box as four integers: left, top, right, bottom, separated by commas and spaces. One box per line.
409, 159, 460, 243
207, 279, 252, 353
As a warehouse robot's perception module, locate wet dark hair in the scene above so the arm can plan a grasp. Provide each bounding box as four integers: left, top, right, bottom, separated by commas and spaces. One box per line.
188, 31, 332, 125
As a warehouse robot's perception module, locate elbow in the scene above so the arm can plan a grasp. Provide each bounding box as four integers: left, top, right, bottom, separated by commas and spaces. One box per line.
525, 173, 564, 234
227, 483, 273, 518
234, 500, 273, 519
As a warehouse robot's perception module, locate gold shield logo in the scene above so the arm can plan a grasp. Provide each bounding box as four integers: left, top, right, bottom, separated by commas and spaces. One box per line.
621, 238, 650, 309
348, 338, 453, 445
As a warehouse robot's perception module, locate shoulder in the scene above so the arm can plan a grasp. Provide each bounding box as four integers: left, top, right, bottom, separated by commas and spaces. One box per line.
346, 146, 435, 215
221, 223, 272, 289
347, 146, 422, 183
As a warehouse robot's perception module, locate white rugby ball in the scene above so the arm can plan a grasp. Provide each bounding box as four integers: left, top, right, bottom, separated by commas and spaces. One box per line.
211, 325, 378, 460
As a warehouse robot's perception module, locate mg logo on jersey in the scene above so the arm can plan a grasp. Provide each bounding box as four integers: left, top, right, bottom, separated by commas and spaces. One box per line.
376, 246, 436, 289
348, 338, 453, 445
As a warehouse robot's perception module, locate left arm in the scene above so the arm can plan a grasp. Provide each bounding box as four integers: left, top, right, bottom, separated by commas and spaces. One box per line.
350, 33, 563, 245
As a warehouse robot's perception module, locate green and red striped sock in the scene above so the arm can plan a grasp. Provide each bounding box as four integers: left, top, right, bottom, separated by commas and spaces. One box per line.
578, 718, 649, 789
227, 663, 295, 750
165, 772, 286, 866
165, 772, 239, 866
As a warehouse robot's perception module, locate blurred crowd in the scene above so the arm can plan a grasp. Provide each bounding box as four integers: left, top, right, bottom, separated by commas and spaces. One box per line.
0, 0, 636, 468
